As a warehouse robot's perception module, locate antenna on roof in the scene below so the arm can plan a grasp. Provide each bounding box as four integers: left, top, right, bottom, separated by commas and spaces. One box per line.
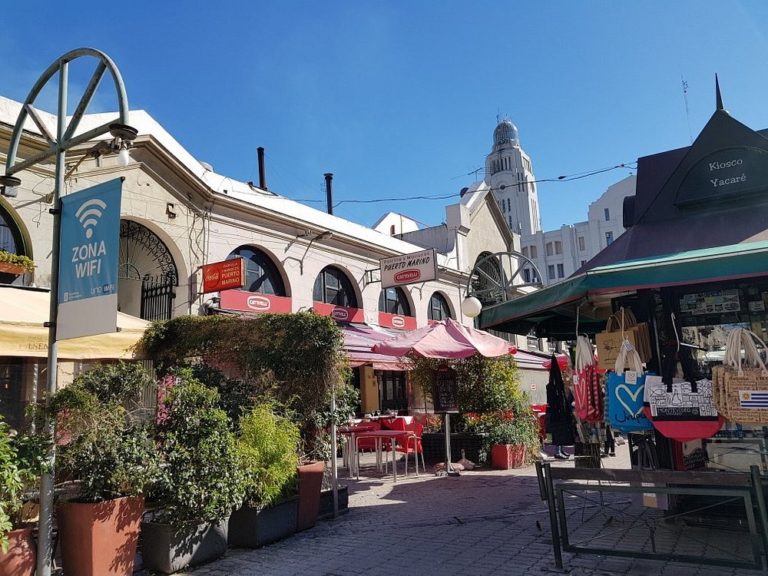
681, 75, 693, 144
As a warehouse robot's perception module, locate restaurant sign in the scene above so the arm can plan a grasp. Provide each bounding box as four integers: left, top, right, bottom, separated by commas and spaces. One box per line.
432, 365, 459, 414
202, 257, 245, 294
378, 311, 417, 331
676, 146, 768, 206
219, 290, 292, 314
313, 302, 365, 323
380, 248, 438, 289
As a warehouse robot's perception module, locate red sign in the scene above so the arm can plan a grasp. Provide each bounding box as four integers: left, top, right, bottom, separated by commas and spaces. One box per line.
220, 290, 292, 314
202, 258, 245, 294
378, 312, 417, 331
313, 302, 365, 323
394, 269, 421, 284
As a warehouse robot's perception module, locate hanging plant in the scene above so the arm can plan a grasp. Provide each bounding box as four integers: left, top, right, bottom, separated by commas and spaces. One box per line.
0, 251, 33, 274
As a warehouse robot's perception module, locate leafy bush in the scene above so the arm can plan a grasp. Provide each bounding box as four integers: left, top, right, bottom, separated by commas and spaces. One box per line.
0, 250, 33, 273
237, 403, 300, 508
152, 369, 244, 526
50, 362, 160, 502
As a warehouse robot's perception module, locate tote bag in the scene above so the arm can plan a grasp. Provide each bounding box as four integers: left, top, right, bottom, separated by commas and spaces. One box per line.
712, 328, 768, 424
606, 341, 652, 433
573, 335, 604, 423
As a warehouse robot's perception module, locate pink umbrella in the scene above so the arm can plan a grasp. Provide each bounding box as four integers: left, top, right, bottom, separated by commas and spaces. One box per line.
371, 317, 515, 359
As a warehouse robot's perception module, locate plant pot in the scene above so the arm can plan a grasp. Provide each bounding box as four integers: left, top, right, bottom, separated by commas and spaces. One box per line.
490, 444, 526, 470
57, 496, 144, 576
140, 518, 228, 574
0, 261, 26, 275
228, 496, 298, 548
0, 527, 35, 576
296, 461, 324, 531
318, 485, 349, 520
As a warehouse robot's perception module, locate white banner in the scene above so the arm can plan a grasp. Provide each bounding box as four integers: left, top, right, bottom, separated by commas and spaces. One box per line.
380, 248, 438, 288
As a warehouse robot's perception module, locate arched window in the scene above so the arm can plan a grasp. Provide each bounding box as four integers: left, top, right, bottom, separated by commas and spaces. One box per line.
228, 245, 285, 295
471, 251, 505, 306
313, 266, 358, 308
428, 292, 451, 321
378, 287, 411, 316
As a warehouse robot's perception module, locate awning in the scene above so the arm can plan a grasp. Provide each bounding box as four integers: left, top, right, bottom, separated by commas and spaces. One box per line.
0, 286, 149, 359
479, 240, 768, 337
342, 324, 410, 371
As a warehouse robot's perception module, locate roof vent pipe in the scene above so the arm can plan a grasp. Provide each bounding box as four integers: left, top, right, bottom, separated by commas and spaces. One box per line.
257, 147, 267, 190
324, 172, 333, 215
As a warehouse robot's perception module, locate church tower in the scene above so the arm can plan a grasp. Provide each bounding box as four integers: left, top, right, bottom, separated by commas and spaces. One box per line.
485, 119, 541, 236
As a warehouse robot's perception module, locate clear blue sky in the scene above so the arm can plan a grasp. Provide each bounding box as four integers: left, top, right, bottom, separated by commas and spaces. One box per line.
2, 1, 768, 231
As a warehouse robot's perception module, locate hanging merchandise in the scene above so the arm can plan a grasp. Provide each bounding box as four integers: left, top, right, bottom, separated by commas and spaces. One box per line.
546, 353, 575, 448
606, 340, 652, 433
595, 307, 652, 370
712, 328, 768, 424
643, 315, 723, 442
573, 334, 604, 423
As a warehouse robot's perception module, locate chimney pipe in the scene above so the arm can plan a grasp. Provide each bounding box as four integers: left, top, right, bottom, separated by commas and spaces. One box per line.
257, 147, 267, 190
324, 173, 333, 215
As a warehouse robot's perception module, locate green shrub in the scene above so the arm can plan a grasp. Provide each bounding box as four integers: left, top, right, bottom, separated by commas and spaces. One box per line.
152, 369, 244, 526
237, 403, 300, 508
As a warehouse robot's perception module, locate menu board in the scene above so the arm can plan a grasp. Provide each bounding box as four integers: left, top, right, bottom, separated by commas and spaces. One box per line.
432, 366, 459, 413
679, 288, 741, 316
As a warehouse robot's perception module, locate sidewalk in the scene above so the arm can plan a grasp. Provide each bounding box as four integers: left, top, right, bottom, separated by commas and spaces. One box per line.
182, 443, 764, 576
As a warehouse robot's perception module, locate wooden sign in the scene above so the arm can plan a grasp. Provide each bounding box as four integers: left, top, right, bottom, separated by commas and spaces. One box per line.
432, 365, 459, 414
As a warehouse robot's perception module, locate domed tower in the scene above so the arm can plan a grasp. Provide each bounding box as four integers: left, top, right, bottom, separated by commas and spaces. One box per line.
485, 119, 541, 235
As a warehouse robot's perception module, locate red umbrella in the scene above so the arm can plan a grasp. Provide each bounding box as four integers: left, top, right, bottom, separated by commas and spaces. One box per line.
371, 318, 515, 359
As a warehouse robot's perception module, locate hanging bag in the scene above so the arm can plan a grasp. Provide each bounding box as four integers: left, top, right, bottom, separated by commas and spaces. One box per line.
712, 328, 768, 424
606, 340, 653, 433
596, 307, 651, 369
572, 335, 604, 423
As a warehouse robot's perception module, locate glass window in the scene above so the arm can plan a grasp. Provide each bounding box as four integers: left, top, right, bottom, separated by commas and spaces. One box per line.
379, 371, 407, 412
578, 236, 586, 251
555, 241, 562, 255
557, 263, 564, 278
530, 245, 537, 259
428, 292, 452, 321
547, 265, 555, 280
523, 268, 531, 283
521, 246, 528, 257
604, 208, 610, 221
546, 242, 553, 256
605, 231, 614, 245
228, 246, 286, 296
313, 266, 358, 307
378, 287, 411, 316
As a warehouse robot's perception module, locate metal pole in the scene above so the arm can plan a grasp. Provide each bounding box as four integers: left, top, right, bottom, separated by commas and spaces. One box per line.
36, 59, 67, 576
444, 412, 451, 473
330, 384, 339, 518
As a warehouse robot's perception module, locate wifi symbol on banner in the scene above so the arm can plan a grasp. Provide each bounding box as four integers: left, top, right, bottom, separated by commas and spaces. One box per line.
75, 199, 108, 239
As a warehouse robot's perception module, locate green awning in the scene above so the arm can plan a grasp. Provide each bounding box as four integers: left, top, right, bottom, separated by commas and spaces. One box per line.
479, 241, 768, 337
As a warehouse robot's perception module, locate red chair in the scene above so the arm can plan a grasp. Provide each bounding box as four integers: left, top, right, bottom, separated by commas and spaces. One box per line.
389, 421, 424, 476
356, 420, 381, 452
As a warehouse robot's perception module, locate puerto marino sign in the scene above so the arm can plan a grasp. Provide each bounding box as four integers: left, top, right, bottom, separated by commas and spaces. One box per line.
57, 179, 122, 340
380, 248, 438, 288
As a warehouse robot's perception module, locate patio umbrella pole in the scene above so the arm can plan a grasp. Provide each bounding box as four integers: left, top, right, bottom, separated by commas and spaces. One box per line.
444, 413, 459, 476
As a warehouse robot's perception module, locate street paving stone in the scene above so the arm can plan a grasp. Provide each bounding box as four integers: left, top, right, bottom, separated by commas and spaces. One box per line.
164, 445, 767, 576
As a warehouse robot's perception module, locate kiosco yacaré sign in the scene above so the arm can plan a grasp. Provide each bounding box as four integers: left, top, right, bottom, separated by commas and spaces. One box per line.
202, 257, 245, 294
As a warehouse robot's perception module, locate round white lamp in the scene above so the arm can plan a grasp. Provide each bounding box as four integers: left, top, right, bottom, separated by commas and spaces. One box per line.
461, 296, 482, 318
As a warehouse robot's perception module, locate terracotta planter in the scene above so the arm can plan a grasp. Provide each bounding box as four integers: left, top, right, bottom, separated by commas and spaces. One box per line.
490, 443, 526, 469
228, 496, 298, 548
296, 461, 324, 531
140, 518, 228, 574
0, 527, 35, 576
0, 261, 26, 275
57, 496, 144, 576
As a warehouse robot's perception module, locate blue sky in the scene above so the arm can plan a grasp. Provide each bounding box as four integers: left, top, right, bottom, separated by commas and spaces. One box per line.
3, 1, 768, 231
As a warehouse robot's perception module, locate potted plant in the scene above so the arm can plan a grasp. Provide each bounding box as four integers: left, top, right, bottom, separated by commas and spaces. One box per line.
142, 369, 244, 574
465, 406, 539, 469
229, 402, 300, 548
51, 362, 160, 576
0, 418, 46, 576
0, 251, 33, 275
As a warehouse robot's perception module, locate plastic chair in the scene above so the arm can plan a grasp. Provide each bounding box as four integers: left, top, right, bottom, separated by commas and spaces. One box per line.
388, 420, 424, 476
356, 420, 381, 452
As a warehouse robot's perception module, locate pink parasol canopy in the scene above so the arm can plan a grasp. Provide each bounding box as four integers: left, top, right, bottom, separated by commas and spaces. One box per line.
371, 317, 515, 359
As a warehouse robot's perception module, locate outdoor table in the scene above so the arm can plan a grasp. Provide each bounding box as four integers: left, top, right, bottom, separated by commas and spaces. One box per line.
338, 423, 377, 476
353, 429, 418, 482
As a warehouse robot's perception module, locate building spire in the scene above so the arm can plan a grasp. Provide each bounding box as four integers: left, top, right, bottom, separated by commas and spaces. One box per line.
715, 74, 724, 111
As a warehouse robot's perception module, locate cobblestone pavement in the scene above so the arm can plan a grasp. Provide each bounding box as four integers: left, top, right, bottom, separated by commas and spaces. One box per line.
180, 444, 765, 576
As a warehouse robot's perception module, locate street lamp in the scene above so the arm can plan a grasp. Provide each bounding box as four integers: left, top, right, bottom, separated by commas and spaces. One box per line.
1, 48, 136, 576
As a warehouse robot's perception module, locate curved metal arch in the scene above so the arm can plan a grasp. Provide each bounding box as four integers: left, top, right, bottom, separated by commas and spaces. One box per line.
465, 251, 543, 305
119, 220, 178, 284
4, 48, 132, 178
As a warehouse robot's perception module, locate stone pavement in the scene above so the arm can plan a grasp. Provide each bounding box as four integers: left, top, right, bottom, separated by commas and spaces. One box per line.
181, 443, 766, 576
